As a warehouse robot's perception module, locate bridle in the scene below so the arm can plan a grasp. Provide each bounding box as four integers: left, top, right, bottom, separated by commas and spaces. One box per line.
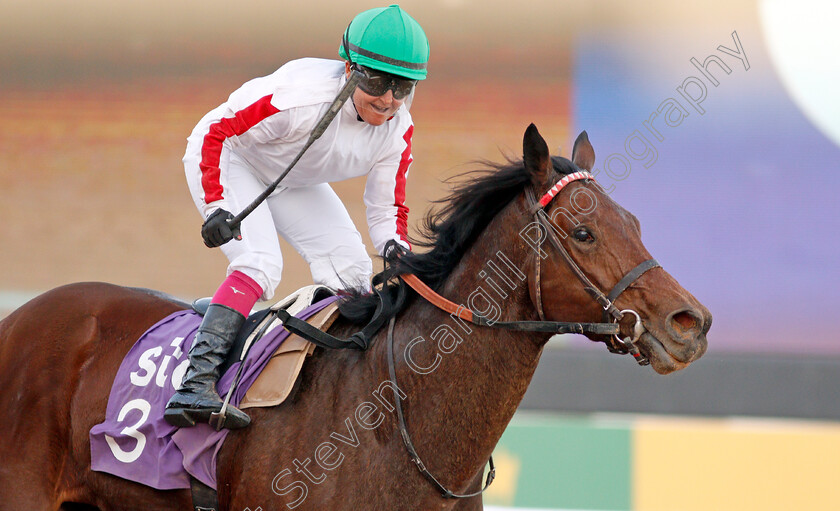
398, 171, 660, 362
525, 171, 660, 364
387, 170, 662, 499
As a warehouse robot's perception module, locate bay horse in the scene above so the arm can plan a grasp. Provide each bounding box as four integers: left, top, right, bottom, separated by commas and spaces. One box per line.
0, 125, 710, 510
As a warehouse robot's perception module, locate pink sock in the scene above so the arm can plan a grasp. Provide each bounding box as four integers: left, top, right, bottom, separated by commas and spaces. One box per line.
211, 271, 263, 316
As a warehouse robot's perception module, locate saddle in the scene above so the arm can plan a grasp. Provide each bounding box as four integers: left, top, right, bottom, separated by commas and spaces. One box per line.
193, 285, 340, 409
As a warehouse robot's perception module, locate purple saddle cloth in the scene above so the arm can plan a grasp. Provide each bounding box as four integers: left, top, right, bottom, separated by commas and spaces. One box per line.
89, 296, 338, 490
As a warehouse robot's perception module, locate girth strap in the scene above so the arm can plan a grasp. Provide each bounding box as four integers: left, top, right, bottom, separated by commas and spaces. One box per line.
189, 476, 218, 511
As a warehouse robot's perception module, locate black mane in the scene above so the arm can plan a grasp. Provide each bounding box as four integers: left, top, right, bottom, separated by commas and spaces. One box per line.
339, 155, 578, 324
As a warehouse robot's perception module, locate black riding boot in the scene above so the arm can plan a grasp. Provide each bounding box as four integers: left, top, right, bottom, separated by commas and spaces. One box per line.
164, 303, 251, 429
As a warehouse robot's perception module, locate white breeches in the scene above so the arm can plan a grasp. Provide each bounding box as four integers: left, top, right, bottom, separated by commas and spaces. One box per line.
184, 150, 373, 301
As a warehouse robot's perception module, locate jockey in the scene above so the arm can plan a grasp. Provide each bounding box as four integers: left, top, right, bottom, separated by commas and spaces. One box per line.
165, 5, 429, 430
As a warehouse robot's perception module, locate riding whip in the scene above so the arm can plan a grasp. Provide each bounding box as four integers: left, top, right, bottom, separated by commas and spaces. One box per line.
227, 69, 364, 230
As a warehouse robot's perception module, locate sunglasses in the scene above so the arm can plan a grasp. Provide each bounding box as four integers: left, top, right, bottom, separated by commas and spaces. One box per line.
353, 65, 416, 100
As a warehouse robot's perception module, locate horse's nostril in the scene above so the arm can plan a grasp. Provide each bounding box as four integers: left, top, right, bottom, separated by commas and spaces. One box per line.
669, 310, 701, 337
674, 312, 696, 330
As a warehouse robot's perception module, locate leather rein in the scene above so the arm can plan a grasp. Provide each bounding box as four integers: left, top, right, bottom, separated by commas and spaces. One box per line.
386, 170, 662, 499
400, 171, 660, 362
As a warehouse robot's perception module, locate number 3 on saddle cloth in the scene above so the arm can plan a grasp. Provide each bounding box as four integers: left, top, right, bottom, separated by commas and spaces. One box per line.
89, 289, 340, 491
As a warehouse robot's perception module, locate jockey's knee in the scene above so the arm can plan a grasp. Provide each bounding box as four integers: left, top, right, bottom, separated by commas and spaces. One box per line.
227, 259, 283, 302
310, 254, 373, 292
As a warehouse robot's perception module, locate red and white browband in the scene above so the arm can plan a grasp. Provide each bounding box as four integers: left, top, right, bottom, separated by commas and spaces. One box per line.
537, 171, 594, 208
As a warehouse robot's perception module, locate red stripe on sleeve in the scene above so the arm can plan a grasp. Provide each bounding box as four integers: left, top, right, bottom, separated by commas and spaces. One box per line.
199, 94, 280, 203
394, 125, 414, 248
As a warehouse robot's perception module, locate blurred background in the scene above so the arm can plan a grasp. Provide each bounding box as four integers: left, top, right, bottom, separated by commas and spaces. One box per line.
1, 0, 838, 509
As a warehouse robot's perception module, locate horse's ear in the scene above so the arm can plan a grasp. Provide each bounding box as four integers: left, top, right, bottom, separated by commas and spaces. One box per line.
571, 130, 596, 171
523, 123, 551, 185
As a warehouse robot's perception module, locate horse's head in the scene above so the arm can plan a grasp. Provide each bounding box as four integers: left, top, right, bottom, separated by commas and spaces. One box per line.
521, 124, 710, 374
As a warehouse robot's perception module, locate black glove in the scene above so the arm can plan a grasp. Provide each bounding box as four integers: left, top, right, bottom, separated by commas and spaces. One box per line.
201, 209, 241, 248
384, 240, 408, 261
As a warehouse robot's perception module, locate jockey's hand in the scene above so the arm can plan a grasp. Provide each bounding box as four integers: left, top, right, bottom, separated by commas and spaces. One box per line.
384, 240, 408, 261
201, 209, 241, 248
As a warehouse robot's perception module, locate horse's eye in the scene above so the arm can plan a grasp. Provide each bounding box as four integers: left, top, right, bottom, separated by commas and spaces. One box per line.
573, 227, 594, 243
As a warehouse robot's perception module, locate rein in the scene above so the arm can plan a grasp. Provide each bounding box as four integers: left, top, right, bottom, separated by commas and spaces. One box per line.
400, 274, 618, 336
386, 316, 496, 499
400, 171, 658, 365
279, 170, 662, 500
384, 171, 661, 500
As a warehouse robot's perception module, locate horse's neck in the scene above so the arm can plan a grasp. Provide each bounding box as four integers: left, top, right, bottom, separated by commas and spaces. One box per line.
391, 201, 549, 491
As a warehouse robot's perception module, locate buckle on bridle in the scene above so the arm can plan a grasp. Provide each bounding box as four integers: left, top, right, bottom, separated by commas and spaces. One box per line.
610, 309, 650, 366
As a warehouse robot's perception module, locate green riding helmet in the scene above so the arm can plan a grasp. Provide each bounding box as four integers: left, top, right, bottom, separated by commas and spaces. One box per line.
339, 4, 429, 81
